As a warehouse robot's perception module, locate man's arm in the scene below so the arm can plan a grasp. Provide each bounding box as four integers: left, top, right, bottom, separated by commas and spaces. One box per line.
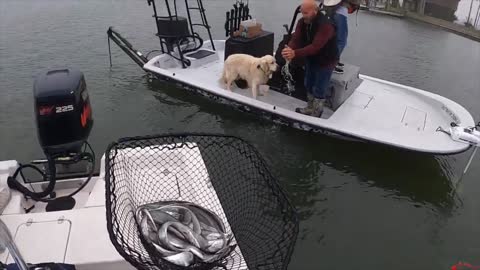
287, 20, 303, 50
294, 23, 334, 58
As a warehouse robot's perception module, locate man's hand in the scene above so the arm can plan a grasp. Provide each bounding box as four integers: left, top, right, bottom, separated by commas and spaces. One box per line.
281, 46, 296, 61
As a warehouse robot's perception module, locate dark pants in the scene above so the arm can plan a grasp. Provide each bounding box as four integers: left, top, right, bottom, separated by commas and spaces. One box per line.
304, 60, 334, 99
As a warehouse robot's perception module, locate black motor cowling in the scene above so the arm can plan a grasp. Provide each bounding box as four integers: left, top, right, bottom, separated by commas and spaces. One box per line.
33, 68, 93, 155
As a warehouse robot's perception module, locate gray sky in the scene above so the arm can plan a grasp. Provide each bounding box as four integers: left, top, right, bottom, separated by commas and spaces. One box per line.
456, 0, 479, 26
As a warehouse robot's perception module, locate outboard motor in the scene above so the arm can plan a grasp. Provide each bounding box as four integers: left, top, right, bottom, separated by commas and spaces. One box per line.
34, 69, 93, 155
8, 68, 95, 211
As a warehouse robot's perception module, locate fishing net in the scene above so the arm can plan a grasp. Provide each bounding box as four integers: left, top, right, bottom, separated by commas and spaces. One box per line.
105, 133, 299, 270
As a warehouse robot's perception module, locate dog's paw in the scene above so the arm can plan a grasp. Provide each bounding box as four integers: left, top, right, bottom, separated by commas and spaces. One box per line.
259, 85, 269, 96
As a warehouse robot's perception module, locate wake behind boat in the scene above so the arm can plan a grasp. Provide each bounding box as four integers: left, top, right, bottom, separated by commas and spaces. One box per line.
107, 0, 479, 155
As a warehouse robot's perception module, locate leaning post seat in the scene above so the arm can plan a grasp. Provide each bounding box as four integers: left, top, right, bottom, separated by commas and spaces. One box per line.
224, 31, 275, 60
147, 0, 216, 68
155, 16, 190, 52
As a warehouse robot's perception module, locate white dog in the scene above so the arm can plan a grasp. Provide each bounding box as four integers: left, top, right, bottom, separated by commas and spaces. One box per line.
221, 54, 278, 99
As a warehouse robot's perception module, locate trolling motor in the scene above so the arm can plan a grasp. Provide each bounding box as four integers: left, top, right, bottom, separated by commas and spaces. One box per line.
449, 122, 480, 146
435, 122, 480, 179
7, 68, 94, 211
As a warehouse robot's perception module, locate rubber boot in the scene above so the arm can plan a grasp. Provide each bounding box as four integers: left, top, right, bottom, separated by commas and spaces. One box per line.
310, 98, 325, 118
295, 93, 314, 115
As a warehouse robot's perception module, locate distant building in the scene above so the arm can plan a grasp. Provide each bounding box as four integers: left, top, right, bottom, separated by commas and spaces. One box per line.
424, 0, 460, 21
403, 0, 460, 21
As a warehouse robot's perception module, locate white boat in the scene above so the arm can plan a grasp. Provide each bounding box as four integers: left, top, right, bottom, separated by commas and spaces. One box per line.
0, 137, 297, 269
142, 40, 475, 155
0, 149, 249, 269
107, 0, 478, 155
0, 156, 133, 269
1, 66, 297, 269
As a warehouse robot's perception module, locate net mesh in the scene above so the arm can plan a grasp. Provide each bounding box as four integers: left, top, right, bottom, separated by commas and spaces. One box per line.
105, 134, 298, 270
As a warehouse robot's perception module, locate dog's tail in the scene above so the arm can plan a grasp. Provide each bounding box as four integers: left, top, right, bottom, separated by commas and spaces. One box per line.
219, 68, 227, 86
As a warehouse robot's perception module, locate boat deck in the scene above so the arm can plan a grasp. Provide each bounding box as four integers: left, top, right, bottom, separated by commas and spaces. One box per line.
0, 146, 249, 269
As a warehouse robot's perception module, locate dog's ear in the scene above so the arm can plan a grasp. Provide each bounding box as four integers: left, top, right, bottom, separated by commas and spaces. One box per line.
261, 59, 270, 72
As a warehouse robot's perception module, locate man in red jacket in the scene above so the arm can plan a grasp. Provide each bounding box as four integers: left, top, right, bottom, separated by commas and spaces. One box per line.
282, 0, 338, 117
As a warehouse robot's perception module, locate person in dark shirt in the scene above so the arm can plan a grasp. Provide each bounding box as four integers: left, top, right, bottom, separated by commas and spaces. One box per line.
282, 0, 338, 117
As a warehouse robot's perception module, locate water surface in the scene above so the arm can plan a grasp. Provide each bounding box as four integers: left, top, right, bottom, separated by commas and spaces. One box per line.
1, 1, 479, 268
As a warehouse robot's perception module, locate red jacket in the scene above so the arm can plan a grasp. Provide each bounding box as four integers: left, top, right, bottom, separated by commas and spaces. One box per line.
288, 15, 337, 69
